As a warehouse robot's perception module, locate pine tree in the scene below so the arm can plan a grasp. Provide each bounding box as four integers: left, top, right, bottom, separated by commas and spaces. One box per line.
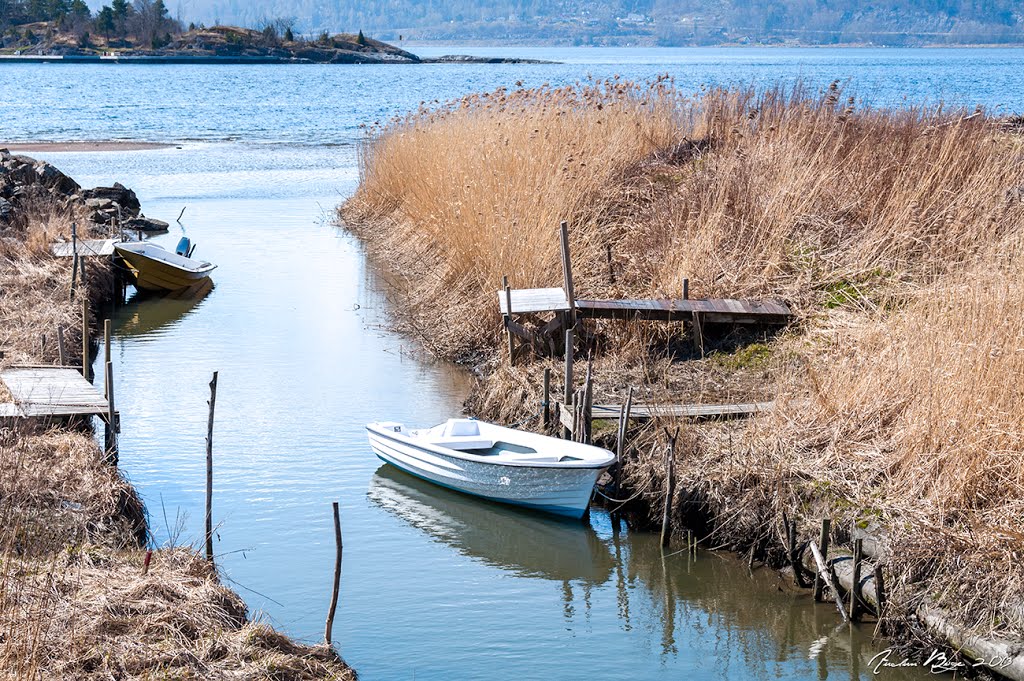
357, 29, 366, 45
284, 26, 293, 42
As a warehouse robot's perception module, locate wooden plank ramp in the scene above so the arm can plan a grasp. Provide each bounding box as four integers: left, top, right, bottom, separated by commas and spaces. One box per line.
560, 401, 773, 432
51, 239, 116, 258
0, 366, 112, 418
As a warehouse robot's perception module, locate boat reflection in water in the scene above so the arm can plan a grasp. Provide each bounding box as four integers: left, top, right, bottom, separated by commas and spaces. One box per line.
115, 280, 213, 338
367, 465, 615, 584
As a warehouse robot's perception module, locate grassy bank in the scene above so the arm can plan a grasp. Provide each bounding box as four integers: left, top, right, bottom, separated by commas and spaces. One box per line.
1, 199, 355, 678
341, 79, 1024, 658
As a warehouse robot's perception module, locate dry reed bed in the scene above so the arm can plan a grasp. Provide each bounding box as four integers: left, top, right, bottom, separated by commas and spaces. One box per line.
1, 208, 355, 679
343, 80, 1024, 644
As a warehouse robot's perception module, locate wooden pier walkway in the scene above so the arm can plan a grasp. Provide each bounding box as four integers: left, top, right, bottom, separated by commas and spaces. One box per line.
558, 400, 772, 433
0, 366, 114, 420
51, 239, 116, 258
496, 223, 793, 362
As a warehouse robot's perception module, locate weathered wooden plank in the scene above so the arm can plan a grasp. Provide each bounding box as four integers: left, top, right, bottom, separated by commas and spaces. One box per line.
576, 298, 792, 324
583, 401, 774, 421
497, 287, 571, 315
51, 239, 116, 258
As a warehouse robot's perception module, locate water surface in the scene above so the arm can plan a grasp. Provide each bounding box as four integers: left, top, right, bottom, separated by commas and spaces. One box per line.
3, 48, 987, 679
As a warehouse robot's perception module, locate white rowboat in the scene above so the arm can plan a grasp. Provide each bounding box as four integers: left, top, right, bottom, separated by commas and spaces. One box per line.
366, 418, 616, 519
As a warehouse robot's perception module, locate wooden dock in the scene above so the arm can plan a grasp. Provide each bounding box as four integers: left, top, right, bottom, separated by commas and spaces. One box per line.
558, 400, 773, 437
497, 223, 793, 363
0, 366, 114, 420
51, 239, 116, 258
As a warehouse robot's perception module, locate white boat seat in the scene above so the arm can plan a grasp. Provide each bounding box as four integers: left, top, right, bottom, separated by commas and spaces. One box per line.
431, 436, 494, 451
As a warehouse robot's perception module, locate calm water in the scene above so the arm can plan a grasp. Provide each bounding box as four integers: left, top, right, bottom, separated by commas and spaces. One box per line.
2, 48, 999, 679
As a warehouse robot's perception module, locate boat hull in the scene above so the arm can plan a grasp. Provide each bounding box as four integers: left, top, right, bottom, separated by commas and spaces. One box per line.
367, 427, 605, 519
115, 246, 214, 292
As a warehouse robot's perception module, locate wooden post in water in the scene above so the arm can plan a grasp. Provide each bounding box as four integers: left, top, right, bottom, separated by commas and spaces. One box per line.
104, 360, 116, 457
81, 296, 90, 382
103, 320, 111, 379
56, 324, 67, 366
581, 358, 593, 444
813, 518, 832, 601
810, 541, 849, 622
850, 537, 864, 621
660, 431, 677, 548
502, 276, 515, 365
324, 500, 344, 645
559, 221, 576, 325
562, 327, 574, 439
205, 371, 218, 563
541, 367, 551, 429
612, 386, 634, 498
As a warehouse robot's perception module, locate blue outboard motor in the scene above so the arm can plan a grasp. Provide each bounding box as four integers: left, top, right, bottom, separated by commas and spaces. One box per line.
175, 236, 191, 256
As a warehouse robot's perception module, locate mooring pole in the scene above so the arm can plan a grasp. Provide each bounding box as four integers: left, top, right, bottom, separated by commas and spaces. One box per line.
562, 327, 574, 439
104, 360, 116, 457
813, 518, 832, 601
850, 537, 864, 620
660, 430, 677, 548
559, 221, 576, 326
325, 501, 344, 645
81, 296, 90, 382
205, 371, 218, 563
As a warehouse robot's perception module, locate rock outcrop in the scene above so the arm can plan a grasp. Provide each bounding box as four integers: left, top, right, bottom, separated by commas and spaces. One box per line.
0, 150, 166, 234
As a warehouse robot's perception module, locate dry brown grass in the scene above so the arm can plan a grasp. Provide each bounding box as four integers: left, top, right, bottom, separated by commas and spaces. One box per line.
343, 79, 1024, 642
1, 202, 356, 679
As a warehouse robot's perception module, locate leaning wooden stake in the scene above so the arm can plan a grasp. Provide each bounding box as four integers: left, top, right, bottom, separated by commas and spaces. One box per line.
813, 518, 832, 601
324, 500, 344, 645
581, 357, 593, 444
660, 431, 677, 548
809, 541, 849, 622
205, 371, 218, 563
559, 221, 576, 325
81, 296, 90, 381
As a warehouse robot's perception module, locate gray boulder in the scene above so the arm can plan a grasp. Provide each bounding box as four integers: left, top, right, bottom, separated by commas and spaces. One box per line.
126, 216, 169, 232
33, 161, 80, 195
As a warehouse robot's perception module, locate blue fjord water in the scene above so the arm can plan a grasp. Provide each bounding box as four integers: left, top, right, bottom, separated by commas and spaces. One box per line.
3, 47, 1010, 679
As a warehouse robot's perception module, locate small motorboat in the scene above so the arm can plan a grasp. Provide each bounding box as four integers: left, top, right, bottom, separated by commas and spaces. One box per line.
114, 237, 216, 292
365, 418, 616, 519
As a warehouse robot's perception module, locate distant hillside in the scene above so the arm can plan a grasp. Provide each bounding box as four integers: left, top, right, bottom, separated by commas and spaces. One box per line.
138, 0, 1024, 46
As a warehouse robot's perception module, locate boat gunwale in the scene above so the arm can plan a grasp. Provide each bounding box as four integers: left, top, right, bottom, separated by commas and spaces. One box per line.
114, 242, 218, 275
367, 423, 616, 470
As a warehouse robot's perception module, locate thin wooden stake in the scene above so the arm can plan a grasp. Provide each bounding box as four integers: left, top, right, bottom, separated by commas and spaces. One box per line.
541, 367, 551, 429
682, 278, 689, 300
324, 501, 344, 645
142, 550, 152, 575
563, 327, 574, 439
660, 431, 677, 548
56, 324, 67, 366
70, 253, 79, 298
850, 538, 864, 621
104, 360, 116, 454
613, 386, 634, 498
103, 319, 111, 366
606, 244, 615, 284
559, 221, 576, 325
81, 296, 90, 382
809, 541, 849, 622
581, 357, 593, 444
813, 518, 832, 601
205, 371, 218, 563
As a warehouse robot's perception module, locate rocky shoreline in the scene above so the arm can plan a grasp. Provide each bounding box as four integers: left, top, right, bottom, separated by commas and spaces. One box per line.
1, 149, 168, 233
